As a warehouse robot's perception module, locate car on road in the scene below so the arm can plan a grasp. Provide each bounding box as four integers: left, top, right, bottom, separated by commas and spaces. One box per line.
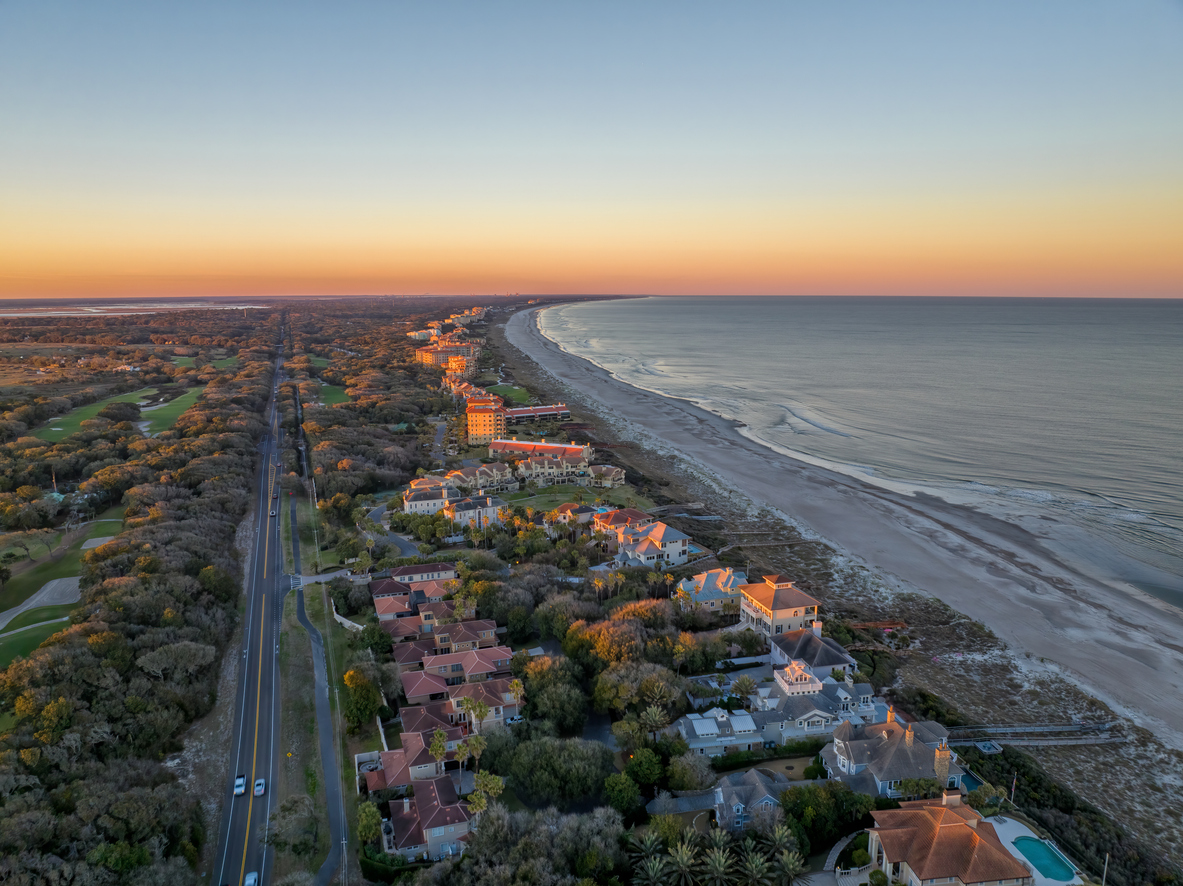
233, 775, 246, 796
254, 778, 266, 797
269, 510, 276, 517
244, 873, 258, 886
272, 491, 278, 498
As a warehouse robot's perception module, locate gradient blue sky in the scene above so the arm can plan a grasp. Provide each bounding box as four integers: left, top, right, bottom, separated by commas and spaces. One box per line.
1, 1, 1181, 296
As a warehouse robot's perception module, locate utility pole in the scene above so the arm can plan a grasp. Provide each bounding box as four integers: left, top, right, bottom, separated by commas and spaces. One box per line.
1101, 853, 1109, 886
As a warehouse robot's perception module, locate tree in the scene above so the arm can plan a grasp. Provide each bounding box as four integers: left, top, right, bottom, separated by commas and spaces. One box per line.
603, 772, 641, 815
342, 668, 382, 730
429, 727, 449, 774
667, 841, 700, 886
459, 697, 491, 733
868, 871, 889, 886
357, 801, 381, 844
625, 747, 663, 786
771, 849, 809, 886
640, 704, 669, 743
701, 847, 736, 886
0, 565, 11, 590
633, 856, 670, 886
466, 733, 487, 773
731, 675, 758, 705
667, 752, 716, 791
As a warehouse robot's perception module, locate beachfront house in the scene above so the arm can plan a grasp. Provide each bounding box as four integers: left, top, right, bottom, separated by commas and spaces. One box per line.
615, 521, 691, 568
866, 792, 1034, 886
443, 496, 508, 533
739, 575, 820, 643
821, 708, 964, 798
676, 567, 747, 612
770, 624, 858, 679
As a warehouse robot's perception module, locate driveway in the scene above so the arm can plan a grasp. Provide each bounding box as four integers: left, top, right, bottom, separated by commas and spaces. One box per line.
583, 711, 618, 751
365, 504, 423, 558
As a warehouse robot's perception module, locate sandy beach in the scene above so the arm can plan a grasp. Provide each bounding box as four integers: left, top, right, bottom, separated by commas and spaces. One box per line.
506, 306, 1183, 750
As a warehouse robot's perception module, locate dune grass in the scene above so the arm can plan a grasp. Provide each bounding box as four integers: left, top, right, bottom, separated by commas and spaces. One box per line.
320, 384, 349, 405
141, 386, 204, 434
33, 388, 157, 442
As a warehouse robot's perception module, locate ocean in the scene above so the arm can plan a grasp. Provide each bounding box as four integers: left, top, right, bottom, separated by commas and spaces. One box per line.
538, 296, 1183, 609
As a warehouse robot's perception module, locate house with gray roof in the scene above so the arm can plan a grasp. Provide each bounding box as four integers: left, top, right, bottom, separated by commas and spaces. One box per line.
676, 567, 747, 612
642, 768, 794, 833
771, 625, 858, 679
821, 707, 964, 798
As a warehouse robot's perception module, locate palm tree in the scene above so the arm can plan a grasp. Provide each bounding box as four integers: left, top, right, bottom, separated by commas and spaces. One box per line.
667, 842, 700, 886
633, 856, 670, 886
452, 738, 472, 771
628, 830, 664, 866
700, 847, 736, 886
466, 733, 487, 773
762, 823, 796, 856
664, 572, 674, 598
737, 844, 773, 886
642, 680, 673, 710
646, 570, 661, 599
705, 828, 732, 853
640, 705, 670, 743
731, 675, 758, 707
771, 850, 809, 886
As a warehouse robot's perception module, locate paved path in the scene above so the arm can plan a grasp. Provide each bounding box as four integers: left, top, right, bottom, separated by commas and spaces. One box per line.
291, 495, 346, 886
0, 576, 80, 631
80, 536, 115, 550
365, 504, 422, 558
0, 616, 70, 640
826, 832, 859, 870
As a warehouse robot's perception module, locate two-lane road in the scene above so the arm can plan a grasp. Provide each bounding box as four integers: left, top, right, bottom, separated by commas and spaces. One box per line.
214, 369, 287, 886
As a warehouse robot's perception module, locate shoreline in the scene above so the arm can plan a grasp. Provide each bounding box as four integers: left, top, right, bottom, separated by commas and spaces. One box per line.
504, 305, 1183, 751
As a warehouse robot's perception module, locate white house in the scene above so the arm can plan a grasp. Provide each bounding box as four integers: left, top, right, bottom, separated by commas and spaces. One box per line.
615, 521, 690, 568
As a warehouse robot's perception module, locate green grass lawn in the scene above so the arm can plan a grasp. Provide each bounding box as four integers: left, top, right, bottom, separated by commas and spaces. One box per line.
320, 383, 349, 405
0, 620, 67, 669
503, 484, 654, 513
309, 356, 330, 368
2, 603, 76, 633
0, 505, 125, 611
172, 356, 195, 367
33, 388, 157, 442
141, 386, 204, 434
210, 356, 239, 369
487, 384, 532, 405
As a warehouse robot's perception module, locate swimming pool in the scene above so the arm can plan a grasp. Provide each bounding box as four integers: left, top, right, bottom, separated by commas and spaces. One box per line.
961, 772, 983, 792
1013, 836, 1075, 880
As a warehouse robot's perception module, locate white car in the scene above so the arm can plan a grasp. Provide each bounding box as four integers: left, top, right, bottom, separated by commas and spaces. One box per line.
233, 775, 246, 796
269, 510, 276, 517
505, 715, 524, 725
244, 873, 258, 886
254, 778, 266, 797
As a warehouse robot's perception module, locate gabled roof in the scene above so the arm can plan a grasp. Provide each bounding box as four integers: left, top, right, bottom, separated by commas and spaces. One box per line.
402, 670, 449, 700
389, 563, 457, 581
415, 776, 470, 829
370, 578, 413, 598
773, 629, 855, 671
871, 799, 1031, 883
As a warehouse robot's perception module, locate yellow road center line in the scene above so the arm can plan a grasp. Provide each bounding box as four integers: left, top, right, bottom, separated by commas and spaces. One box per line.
239, 595, 267, 884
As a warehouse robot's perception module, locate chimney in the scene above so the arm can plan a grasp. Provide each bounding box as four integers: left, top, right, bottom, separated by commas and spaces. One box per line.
905, 723, 914, 747
403, 797, 410, 813
935, 739, 951, 786
886, 705, 895, 724
941, 787, 960, 808
845, 671, 854, 687
812, 620, 822, 638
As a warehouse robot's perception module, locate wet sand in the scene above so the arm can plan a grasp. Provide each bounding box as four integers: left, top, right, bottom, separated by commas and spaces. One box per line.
505, 306, 1183, 748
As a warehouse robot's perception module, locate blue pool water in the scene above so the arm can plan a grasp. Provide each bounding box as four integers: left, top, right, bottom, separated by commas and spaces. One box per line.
961, 772, 983, 792
1013, 836, 1075, 880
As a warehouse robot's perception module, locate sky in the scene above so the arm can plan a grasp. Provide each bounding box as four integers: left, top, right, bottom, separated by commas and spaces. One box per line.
1, 1, 1181, 299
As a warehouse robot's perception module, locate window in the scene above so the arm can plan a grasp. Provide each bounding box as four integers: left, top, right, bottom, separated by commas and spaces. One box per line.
432, 827, 445, 836
451, 663, 463, 673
